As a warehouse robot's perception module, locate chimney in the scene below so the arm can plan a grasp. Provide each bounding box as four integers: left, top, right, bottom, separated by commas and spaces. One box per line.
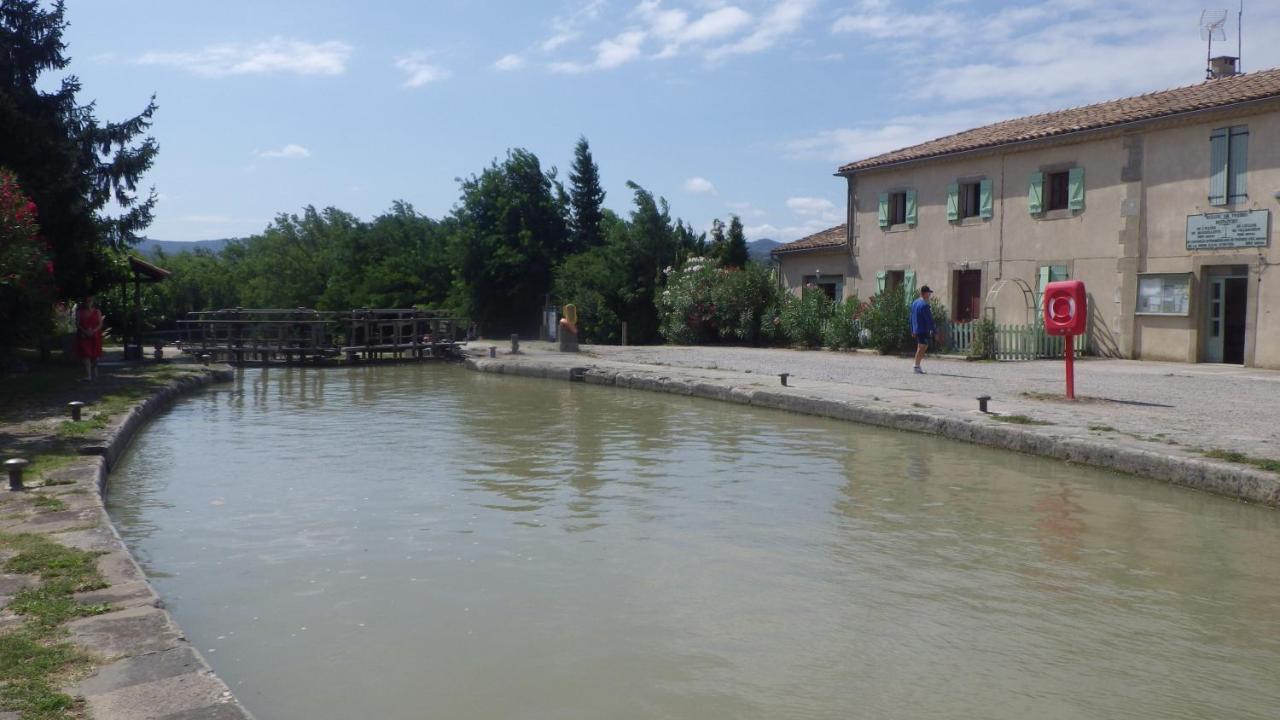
1208, 55, 1240, 79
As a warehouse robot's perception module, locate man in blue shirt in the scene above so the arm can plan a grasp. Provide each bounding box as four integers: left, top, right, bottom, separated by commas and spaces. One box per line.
910, 286, 935, 374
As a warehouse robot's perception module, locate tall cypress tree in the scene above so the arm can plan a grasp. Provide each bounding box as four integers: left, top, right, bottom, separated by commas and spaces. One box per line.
724, 215, 749, 268
0, 0, 159, 298
568, 135, 605, 253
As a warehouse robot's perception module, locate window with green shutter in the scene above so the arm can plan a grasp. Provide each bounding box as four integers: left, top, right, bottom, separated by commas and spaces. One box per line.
883, 191, 910, 227
876, 270, 887, 293
1067, 168, 1085, 210
1209, 129, 1228, 205
1028, 172, 1044, 214
979, 178, 993, 218
878, 193, 890, 227
905, 189, 917, 226
946, 184, 959, 221
1208, 126, 1248, 206
903, 270, 916, 302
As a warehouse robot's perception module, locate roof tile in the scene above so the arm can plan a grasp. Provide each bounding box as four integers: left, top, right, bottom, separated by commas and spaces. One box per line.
840, 67, 1280, 172
771, 224, 846, 255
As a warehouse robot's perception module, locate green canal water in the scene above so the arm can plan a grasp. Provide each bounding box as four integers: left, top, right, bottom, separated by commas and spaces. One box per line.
107, 365, 1280, 719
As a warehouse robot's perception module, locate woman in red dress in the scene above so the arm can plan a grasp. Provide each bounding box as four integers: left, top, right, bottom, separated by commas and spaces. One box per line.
76, 296, 104, 380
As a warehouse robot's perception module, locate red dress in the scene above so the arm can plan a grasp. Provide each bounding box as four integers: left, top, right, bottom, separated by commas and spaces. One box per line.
76, 308, 103, 360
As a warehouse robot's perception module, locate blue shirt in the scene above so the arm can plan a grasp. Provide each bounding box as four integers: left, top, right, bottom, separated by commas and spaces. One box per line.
910, 297, 934, 335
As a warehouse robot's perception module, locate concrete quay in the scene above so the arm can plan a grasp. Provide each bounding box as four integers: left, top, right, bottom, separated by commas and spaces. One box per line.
464, 343, 1280, 508
0, 366, 254, 720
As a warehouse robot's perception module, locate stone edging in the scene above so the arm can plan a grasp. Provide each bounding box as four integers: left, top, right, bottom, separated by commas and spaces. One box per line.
465, 356, 1280, 508
59, 367, 257, 719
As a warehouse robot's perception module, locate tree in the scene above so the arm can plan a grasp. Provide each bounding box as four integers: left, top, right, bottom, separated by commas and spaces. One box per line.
0, 168, 54, 349
568, 136, 605, 254
0, 0, 159, 300
723, 215, 749, 268
452, 149, 569, 333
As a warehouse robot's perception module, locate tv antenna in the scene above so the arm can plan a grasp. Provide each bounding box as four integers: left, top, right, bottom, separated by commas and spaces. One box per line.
1200, 9, 1228, 79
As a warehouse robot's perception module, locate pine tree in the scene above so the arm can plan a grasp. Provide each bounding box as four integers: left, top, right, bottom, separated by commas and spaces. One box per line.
568, 136, 606, 253
724, 215, 749, 268
0, 0, 159, 298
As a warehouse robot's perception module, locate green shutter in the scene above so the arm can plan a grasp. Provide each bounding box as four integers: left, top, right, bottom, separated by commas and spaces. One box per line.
875, 270, 887, 293
979, 178, 993, 219
878, 193, 889, 228
1209, 129, 1228, 206
1228, 126, 1248, 202
946, 183, 959, 221
903, 270, 916, 303
905, 189, 917, 226
1037, 266, 1051, 313
1051, 265, 1068, 282
1067, 167, 1085, 211
1028, 172, 1044, 214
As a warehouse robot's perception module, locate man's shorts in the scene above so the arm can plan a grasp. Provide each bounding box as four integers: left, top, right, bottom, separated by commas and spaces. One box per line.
914, 333, 931, 346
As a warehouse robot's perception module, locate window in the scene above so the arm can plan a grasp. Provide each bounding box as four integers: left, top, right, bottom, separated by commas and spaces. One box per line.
959, 182, 981, 218
876, 270, 906, 294
1136, 273, 1191, 316
877, 189, 917, 228
1209, 125, 1248, 206
803, 274, 843, 300
1029, 168, 1084, 214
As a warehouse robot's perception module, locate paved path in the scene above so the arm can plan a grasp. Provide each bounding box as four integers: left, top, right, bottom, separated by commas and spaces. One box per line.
576, 345, 1280, 463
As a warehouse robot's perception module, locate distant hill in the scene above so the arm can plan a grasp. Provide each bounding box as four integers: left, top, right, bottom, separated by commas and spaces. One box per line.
133, 238, 237, 257
747, 238, 780, 262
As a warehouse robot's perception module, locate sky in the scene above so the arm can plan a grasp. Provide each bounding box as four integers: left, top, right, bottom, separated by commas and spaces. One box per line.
51, 0, 1280, 243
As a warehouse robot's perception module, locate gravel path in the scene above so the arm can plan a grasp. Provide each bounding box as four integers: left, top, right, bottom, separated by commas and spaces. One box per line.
579, 345, 1280, 462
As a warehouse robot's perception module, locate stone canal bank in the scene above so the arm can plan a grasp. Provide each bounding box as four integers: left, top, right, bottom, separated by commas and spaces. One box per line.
0, 362, 253, 720
465, 343, 1280, 507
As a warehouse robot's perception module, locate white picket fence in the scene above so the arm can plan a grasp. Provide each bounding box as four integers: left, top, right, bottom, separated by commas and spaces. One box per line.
943, 320, 1088, 360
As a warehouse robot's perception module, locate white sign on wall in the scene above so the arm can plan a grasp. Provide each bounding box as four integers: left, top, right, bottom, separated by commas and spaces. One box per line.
1186, 209, 1270, 250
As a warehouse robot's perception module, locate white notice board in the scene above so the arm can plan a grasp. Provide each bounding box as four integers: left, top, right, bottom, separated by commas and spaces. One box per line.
1186, 210, 1270, 250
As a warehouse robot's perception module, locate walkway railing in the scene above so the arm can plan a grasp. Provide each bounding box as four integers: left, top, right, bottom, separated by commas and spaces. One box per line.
941, 320, 1088, 360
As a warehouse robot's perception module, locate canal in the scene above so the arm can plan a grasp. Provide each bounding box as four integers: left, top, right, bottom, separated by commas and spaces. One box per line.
107, 365, 1280, 719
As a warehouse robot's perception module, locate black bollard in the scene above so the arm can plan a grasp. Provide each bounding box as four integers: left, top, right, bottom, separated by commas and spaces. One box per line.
977, 395, 991, 413
68, 401, 84, 422
489, 346, 497, 359
510, 334, 520, 354
5, 458, 28, 491
779, 373, 790, 387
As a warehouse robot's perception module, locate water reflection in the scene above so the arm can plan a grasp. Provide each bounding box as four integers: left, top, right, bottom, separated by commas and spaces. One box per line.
108, 365, 1280, 720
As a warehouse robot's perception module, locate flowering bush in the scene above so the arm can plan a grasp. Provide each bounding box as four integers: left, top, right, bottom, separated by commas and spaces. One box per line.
779, 286, 831, 347
657, 257, 720, 345
0, 169, 55, 350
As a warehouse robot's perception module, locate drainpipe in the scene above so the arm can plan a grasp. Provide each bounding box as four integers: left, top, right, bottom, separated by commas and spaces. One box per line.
997, 153, 1006, 280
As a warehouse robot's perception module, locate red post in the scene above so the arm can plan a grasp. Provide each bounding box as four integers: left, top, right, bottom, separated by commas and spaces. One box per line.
1064, 337, 1075, 400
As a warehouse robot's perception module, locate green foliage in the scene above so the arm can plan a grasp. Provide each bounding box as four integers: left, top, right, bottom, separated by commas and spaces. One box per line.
821, 299, 861, 349
656, 257, 719, 345
722, 215, 749, 268
0, 169, 54, 350
861, 286, 912, 354
568, 136, 605, 253
780, 288, 831, 348
0, 1, 158, 300
968, 318, 996, 359
711, 262, 777, 343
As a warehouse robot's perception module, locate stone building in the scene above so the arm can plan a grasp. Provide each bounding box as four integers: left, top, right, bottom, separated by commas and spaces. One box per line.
795, 60, 1279, 367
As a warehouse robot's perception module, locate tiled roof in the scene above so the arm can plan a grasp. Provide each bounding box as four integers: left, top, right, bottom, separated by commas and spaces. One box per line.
839, 67, 1280, 173
771, 224, 846, 255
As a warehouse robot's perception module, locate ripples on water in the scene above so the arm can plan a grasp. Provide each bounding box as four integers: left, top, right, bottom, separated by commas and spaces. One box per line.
108, 365, 1280, 719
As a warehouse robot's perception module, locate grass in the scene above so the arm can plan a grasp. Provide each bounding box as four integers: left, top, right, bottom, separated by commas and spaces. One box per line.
1088, 424, 1116, 432
991, 414, 1054, 426
1200, 448, 1280, 474
0, 533, 111, 718
30, 496, 67, 513
24, 454, 79, 485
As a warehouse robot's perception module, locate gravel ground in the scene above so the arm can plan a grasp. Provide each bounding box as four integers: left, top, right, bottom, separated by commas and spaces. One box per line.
578, 344, 1280, 462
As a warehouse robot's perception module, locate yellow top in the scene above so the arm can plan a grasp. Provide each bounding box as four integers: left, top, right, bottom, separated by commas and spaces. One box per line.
562, 304, 578, 326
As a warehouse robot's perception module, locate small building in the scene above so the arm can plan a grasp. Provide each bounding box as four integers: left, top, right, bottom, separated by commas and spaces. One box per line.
829, 60, 1280, 368
770, 224, 851, 301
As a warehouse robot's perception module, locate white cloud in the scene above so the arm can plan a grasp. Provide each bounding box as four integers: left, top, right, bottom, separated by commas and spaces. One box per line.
395, 53, 451, 88
494, 53, 526, 71
638, 2, 754, 57
727, 201, 767, 219
552, 30, 648, 73
137, 37, 352, 77
786, 196, 834, 215
683, 176, 717, 195
745, 218, 832, 242
706, 0, 816, 62
541, 0, 606, 52
258, 144, 311, 160
783, 109, 1004, 163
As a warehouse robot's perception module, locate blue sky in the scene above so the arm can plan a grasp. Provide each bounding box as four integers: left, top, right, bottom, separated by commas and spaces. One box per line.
55, 0, 1280, 243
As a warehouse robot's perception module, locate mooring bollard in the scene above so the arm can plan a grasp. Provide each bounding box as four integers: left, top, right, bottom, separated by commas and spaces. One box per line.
977, 395, 991, 413
68, 401, 84, 422
489, 346, 497, 359
201, 354, 210, 366
5, 458, 28, 491
779, 373, 790, 387
510, 334, 520, 354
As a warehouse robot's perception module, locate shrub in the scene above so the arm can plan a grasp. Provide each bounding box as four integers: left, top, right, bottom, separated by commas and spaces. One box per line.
822, 299, 860, 349
711, 263, 778, 344
780, 287, 830, 347
0, 170, 54, 352
657, 257, 719, 345
861, 286, 912, 354
968, 318, 996, 359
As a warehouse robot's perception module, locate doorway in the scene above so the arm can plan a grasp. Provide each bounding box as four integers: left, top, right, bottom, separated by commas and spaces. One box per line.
953, 269, 982, 322
1202, 267, 1249, 364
